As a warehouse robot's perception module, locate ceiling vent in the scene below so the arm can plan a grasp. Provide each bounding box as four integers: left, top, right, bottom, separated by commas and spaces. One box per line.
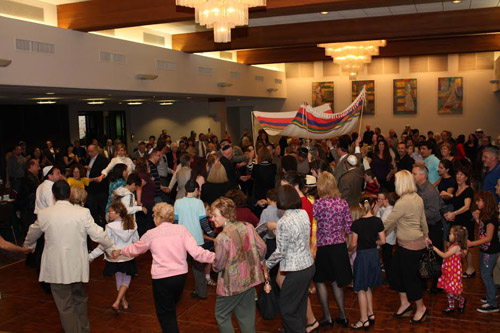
15, 39, 55, 54
198, 66, 214, 75
255, 75, 264, 81
230, 71, 240, 79
99, 51, 126, 64
156, 60, 176, 71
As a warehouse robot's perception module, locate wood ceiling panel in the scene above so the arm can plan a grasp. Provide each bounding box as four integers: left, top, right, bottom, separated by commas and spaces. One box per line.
57, 0, 443, 31
236, 34, 500, 64
173, 8, 500, 52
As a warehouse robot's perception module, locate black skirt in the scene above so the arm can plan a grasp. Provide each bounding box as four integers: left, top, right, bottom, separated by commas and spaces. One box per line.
353, 248, 382, 292
103, 259, 138, 277
314, 243, 352, 286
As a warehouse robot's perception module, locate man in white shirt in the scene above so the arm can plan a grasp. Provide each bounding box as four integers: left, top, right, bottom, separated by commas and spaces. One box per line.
25, 180, 116, 333
34, 166, 62, 214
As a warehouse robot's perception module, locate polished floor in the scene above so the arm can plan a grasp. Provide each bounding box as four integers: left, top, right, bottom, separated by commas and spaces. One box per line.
0, 248, 499, 332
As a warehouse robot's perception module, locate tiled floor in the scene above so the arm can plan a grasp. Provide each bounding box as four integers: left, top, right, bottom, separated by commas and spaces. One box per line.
0, 248, 499, 332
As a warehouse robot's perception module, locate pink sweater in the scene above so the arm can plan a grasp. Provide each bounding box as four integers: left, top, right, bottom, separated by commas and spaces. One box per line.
121, 222, 215, 279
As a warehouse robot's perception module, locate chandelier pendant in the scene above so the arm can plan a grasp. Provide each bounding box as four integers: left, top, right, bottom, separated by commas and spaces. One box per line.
177, 0, 266, 43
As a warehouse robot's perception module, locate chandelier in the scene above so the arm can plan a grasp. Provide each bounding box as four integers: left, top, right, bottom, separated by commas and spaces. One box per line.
318, 40, 387, 76
176, 0, 266, 43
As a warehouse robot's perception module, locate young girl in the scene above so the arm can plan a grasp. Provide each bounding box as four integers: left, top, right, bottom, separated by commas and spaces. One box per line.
89, 202, 139, 313
348, 195, 386, 330
468, 191, 500, 313
431, 225, 468, 314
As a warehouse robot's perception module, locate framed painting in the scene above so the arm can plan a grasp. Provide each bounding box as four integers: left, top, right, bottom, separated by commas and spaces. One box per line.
312, 81, 334, 109
438, 77, 463, 114
393, 79, 417, 114
352, 80, 375, 115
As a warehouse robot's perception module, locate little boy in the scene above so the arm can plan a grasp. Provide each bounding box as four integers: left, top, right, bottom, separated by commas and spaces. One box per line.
374, 192, 397, 282
363, 169, 380, 196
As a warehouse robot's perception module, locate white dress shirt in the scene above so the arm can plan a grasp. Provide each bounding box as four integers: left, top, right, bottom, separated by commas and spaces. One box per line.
34, 180, 55, 214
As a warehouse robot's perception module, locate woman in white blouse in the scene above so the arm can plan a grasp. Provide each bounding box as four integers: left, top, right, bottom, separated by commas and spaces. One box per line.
100, 143, 135, 181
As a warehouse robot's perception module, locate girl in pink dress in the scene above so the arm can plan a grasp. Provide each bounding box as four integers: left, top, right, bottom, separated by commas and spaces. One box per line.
432, 225, 469, 314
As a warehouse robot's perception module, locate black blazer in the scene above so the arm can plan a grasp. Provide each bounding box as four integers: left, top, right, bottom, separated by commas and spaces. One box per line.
42, 148, 56, 164
166, 151, 181, 170
201, 182, 233, 205
86, 154, 109, 194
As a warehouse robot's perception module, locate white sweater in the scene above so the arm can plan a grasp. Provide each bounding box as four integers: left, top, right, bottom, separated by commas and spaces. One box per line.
89, 219, 139, 262
101, 156, 135, 177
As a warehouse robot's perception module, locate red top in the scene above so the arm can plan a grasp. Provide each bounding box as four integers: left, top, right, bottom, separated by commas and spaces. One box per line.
301, 196, 313, 223
236, 207, 259, 227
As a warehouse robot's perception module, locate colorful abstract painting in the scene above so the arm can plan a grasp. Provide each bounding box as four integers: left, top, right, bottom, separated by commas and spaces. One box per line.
393, 79, 417, 114
352, 80, 375, 115
438, 77, 463, 114
312, 81, 334, 109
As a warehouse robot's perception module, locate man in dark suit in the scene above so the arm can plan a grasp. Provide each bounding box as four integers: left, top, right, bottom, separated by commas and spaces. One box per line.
43, 140, 56, 165
85, 144, 109, 227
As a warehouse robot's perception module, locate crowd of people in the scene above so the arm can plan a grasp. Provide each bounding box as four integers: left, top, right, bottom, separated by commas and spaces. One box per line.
2, 124, 500, 332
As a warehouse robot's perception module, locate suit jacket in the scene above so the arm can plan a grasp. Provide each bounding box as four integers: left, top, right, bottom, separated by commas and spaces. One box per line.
331, 150, 348, 182
23, 201, 115, 284
166, 151, 180, 170
42, 147, 56, 164
87, 154, 109, 194
338, 167, 365, 207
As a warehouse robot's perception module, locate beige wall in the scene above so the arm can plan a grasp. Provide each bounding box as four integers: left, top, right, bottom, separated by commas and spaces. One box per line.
283, 55, 500, 138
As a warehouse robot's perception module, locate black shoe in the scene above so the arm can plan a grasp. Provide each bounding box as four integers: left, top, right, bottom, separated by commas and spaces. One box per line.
190, 291, 207, 300
336, 317, 349, 328
318, 318, 333, 328
368, 314, 375, 325
393, 305, 412, 318
442, 308, 455, 315
350, 320, 370, 331
459, 298, 467, 313
410, 309, 428, 324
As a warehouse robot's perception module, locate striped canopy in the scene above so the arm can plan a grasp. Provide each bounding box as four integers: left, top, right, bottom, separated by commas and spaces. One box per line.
253, 88, 366, 139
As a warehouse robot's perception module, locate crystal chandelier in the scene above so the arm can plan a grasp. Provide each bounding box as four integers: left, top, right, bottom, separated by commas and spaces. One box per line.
176, 0, 266, 43
318, 40, 387, 76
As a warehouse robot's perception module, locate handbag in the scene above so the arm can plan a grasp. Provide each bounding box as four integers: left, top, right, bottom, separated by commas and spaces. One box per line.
257, 283, 280, 320
418, 246, 442, 279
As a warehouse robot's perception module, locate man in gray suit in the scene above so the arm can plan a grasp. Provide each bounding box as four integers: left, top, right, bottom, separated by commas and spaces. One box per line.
338, 154, 365, 207
24, 180, 117, 333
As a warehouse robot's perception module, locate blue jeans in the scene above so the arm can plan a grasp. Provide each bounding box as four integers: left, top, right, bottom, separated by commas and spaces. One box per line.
480, 251, 500, 307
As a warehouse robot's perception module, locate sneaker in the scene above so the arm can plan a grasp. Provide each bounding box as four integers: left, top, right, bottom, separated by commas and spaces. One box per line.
477, 304, 499, 313
481, 296, 499, 303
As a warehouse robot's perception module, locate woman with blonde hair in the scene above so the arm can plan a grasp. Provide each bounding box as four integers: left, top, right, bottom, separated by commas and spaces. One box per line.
383, 170, 429, 324
201, 161, 232, 204
211, 197, 267, 332
313, 171, 352, 328
100, 143, 135, 181
115, 202, 214, 332
69, 187, 88, 207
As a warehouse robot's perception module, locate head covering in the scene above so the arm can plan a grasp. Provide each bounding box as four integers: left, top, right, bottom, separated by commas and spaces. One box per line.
232, 146, 248, 163
43, 166, 54, 178
305, 175, 317, 187
475, 128, 484, 133
298, 147, 308, 158
346, 154, 358, 167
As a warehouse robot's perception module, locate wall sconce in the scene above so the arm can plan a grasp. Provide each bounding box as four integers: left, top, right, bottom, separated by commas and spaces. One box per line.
217, 82, 233, 88
0, 59, 12, 67
266, 88, 278, 93
136, 74, 158, 80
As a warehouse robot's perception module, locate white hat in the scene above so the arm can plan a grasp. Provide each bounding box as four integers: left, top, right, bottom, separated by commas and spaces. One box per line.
475, 128, 484, 133
346, 154, 358, 166
43, 166, 54, 178
305, 175, 317, 187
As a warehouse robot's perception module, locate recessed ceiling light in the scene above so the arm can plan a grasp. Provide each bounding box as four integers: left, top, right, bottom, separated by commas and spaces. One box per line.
160, 102, 173, 106
186, 97, 191, 99
37, 100, 56, 104
45, 92, 55, 95
88, 101, 105, 105
320, 11, 329, 15
127, 102, 143, 106
452, 0, 461, 3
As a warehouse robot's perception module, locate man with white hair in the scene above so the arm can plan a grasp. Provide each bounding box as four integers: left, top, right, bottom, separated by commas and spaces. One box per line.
482, 146, 500, 202
338, 154, 364, 207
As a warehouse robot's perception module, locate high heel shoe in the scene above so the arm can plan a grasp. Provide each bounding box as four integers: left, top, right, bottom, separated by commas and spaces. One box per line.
410, 309, 428, 324
306, 320, 319, 333
318, 318, 333, 328
350, 319, 370, 331
368, 314, 375, 325
392, 305, 412, 318
335, 317, 349, 327
462, 271, 476, 278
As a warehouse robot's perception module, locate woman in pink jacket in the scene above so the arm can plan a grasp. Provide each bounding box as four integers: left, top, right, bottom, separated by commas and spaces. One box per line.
114, 202, 215, 332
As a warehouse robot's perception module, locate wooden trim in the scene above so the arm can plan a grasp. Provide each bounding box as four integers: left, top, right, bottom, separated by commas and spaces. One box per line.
236, 34, 500, 64
173, 7, 500, 52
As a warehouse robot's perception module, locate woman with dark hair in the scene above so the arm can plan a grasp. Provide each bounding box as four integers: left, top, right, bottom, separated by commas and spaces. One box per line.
445, 166, 475, 277
266, 185, 315, 332
436, 159, 456, 247
252, 147, 277, 202
105, 163, 129, 213
464, 133, 479, 162
63, 144, 79, 170
67, 164, 95, 190
310, 159, 332, 178
256, 130, 270, 146
370, 138, 396, 191
136, 157, 156, 235
190, 157, 208, 196
224, 189, 259, 227
469, 191, 500, 313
